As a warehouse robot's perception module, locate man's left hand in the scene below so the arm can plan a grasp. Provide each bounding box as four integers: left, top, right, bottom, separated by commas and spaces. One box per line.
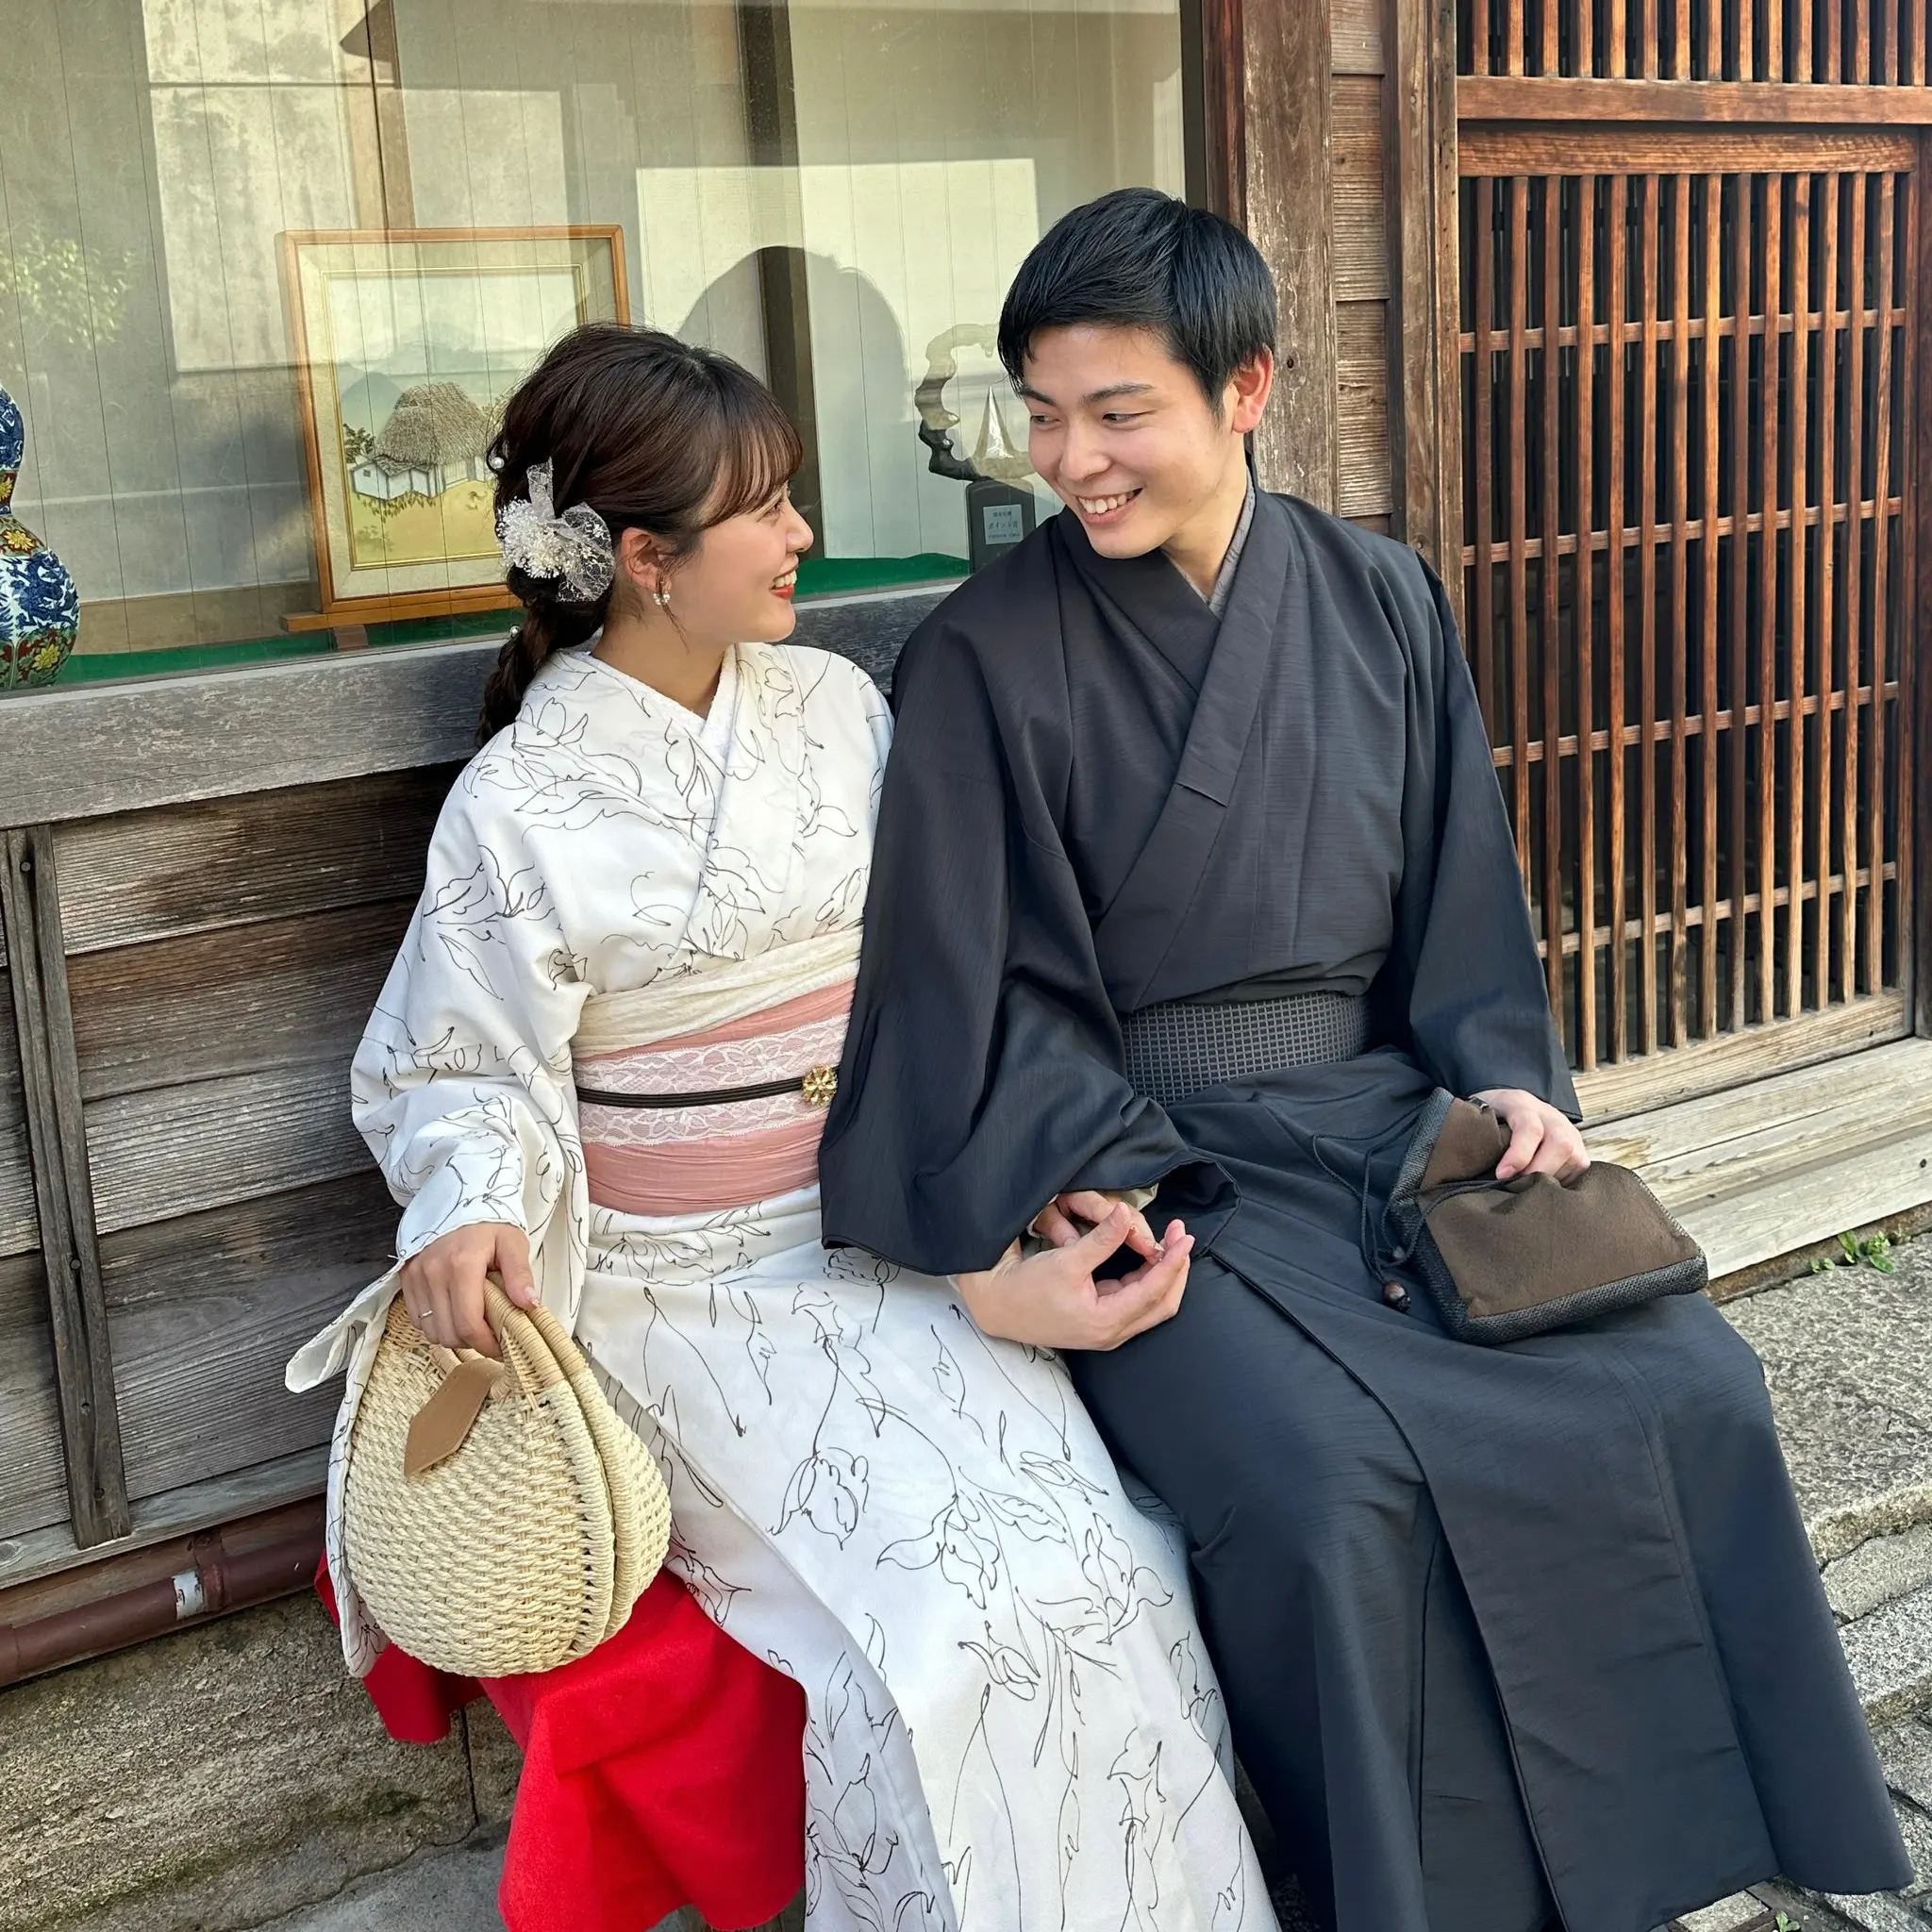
1031, 1191, 1162, 1265
1470, 1088, 1590, 1182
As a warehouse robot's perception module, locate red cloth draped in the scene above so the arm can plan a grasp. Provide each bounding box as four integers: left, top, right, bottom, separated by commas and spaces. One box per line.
316, 1564, 805, 1931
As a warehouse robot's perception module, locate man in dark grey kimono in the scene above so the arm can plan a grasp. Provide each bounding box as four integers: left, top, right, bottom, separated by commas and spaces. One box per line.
819, 188, 1908, 1932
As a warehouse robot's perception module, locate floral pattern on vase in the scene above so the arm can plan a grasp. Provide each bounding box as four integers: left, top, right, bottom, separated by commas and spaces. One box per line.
0, 384, 79, 690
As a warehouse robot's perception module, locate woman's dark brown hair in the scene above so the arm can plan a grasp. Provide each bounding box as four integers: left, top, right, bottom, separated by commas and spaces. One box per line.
479, 324, 803, 740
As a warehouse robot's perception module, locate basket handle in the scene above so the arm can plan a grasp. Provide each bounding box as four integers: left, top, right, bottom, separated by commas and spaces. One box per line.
486, 1274, 591, 1376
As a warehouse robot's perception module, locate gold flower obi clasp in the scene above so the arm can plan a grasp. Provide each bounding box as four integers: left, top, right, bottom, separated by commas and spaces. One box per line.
801, 1065, 839, 1108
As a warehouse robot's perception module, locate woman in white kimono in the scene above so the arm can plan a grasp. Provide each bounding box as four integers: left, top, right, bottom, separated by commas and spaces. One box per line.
289, 325, 1274, 1932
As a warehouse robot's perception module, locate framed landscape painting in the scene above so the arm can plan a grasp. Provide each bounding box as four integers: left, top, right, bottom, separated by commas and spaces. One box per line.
281, 226, 628, 626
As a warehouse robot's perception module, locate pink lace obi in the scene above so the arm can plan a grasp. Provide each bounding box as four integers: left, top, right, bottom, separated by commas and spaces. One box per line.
571, 935, 858, 1217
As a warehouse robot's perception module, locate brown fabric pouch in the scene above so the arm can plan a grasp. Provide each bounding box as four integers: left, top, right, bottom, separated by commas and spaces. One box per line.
1382, 1090, 1706, 1343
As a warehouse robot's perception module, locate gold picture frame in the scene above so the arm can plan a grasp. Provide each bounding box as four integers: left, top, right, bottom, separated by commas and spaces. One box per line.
281, 225, 629, 628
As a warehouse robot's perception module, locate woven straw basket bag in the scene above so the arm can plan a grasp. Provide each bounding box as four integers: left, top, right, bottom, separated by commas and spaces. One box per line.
341, 1278, 671, 1677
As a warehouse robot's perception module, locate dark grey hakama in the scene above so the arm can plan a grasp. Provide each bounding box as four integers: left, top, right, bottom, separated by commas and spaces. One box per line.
819, 490, 1911, 1932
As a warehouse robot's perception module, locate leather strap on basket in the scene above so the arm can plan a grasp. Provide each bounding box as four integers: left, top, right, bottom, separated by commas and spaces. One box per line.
404, 1355, 505, 1477
399, 1276, 537, 1478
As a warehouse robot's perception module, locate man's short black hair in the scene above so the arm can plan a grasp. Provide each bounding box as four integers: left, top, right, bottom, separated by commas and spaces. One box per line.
998, 188, 1276, 404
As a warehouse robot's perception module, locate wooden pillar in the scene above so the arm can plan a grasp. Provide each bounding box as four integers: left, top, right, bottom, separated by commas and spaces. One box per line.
0, 826, 129, 1547
1388, 0, 1463, 585
738, 0, 825, 551
1242, 0, 1339, 506
1185, 0, 1247, 223
1913, 126, 1932, 1039
340, 0, 416, 230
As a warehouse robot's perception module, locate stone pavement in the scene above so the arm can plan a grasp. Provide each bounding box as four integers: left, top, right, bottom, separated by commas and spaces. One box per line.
258, 1832, 508, 1932
257, 1843, 806, 1932
1680, 1229, 1932, 1932
1724, 1245, 1932, 1740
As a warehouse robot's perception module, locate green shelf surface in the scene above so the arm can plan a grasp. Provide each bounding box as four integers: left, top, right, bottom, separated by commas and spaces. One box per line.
42, 557, 966, 692
795, 554, 966, 595
58, 609, 516, 685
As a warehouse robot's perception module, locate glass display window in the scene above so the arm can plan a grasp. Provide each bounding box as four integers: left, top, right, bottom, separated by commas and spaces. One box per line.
0, 0, 1188, 684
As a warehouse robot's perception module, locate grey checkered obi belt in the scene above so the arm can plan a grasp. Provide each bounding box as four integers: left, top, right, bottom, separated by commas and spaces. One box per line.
1120, 989, 1372, 1106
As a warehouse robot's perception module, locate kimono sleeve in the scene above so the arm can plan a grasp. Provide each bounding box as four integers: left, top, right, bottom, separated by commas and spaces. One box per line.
1381, 558, 1580, 1116
351, 770, 592, 1266
819, 619, 1230, 1275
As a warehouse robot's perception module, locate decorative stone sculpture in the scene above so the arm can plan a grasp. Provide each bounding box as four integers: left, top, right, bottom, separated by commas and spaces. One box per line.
913, 325, 1039, 574
0, 383, 79, 689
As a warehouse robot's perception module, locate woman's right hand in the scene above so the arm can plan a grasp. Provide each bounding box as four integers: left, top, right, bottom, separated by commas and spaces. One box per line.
955, 1207, 1193, 1352
396, 1221, 538, 1358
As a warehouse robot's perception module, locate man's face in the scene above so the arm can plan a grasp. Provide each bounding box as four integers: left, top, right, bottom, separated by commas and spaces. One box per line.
1018, 325, 1253, 559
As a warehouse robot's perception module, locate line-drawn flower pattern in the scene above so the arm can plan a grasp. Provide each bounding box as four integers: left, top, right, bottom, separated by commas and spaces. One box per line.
322, 641, 1274, 1931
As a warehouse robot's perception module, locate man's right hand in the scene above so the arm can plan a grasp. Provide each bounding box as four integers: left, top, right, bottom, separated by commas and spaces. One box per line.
956, 1206, 1192, 1352
396, 1221, 538, 1358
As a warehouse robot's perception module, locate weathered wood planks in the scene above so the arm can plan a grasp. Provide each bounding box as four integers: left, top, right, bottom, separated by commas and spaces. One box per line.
0, 760, 444, 1570
0, 969, 40, 1258
1331, 52, 1395, 532
67, 899, 412, 1102
0, 826, 129, 1544
0, 1251, 72, 1543
0, 971, 61, 1541
1586, 1037, 1932, 1279
1336, 302, 1394, 519
102, 1177, 397, 1504
1332, 75, 1391, 300
52, 766, 451, 956
1331, 0, 1383, 73
1242, 8, 1399, 528
1245, 0, 1337, 507
1390, 0, 1464, 581
1576, 989, 1911, 1121
0, 645, 492, 828
0, 1447, 328, 1594
87, 1061, 371, 1238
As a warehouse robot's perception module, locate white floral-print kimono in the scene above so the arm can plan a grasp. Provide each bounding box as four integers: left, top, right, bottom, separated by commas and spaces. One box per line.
289, 641, 1275, 1932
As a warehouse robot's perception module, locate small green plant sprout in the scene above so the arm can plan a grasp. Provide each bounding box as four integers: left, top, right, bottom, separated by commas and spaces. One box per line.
1773, 1912, 1802, 1932
1810, 1231, 1896, 1274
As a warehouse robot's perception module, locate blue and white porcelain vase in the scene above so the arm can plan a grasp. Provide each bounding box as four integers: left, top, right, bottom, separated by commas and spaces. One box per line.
0, 383, 79, 689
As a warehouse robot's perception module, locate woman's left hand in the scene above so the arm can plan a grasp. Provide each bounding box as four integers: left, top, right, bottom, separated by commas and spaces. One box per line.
1470, 1088, 1590, 1181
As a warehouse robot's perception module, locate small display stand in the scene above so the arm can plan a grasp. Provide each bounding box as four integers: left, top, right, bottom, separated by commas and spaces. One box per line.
966, 475, 1036, 573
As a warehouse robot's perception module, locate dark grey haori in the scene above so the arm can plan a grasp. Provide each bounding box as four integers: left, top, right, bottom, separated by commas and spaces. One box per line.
819, 490, 1910, 1932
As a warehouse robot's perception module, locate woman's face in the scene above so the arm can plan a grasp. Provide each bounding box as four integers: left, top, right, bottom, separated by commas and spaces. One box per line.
661, 483, 814, 645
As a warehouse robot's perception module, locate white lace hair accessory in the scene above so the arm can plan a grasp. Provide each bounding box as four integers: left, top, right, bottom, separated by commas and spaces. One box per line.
495, 458, 615, 604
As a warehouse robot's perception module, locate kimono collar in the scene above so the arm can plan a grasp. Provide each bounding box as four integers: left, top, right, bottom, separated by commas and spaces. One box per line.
524, 639, 741, 769
1089, 488, 1299, 1009
1206, 476, 1257, 616
1058, 515, 1219, 692
516, 641, 812, 960
1054, 474, 1259, 692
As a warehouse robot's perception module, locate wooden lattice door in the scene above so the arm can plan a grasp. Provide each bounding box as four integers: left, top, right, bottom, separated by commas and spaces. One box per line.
1454, 4, 1928, 1114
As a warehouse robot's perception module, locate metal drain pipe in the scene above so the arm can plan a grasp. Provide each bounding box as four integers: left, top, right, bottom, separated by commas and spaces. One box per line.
0, 1499, 324, 1689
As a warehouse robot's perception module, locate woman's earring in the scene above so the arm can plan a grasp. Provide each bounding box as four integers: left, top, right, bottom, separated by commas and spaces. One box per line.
653, 584, 672, 613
